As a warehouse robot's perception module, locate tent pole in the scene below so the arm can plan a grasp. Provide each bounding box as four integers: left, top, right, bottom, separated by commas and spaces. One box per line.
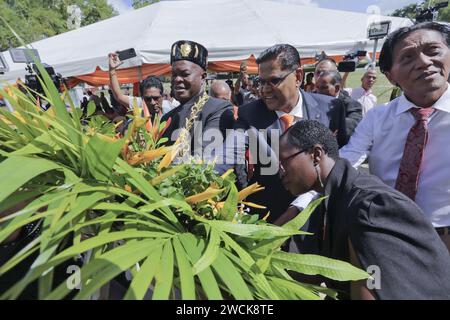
372, 38, 378, 66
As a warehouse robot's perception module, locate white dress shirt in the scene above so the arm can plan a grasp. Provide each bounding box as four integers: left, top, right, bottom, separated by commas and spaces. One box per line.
275, 91, 303, 129
340, 85, 450, 227
345, 87, 377, 116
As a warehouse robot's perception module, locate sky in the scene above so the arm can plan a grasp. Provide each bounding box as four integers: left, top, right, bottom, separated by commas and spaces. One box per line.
107, 0, 424, 15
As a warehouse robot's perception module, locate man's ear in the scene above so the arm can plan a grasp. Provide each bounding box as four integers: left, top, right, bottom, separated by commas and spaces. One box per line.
201, 70, 207, 81
335, 84, 341, 94
296, 67, 304, 88
312, 144, 324, 165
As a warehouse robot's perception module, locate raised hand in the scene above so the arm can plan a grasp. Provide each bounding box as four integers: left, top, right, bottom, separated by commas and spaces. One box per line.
108, 52, 123, 71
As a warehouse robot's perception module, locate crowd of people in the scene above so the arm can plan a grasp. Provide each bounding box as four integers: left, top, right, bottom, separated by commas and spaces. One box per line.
107, 21, 450, 300
1, 20, 450, 300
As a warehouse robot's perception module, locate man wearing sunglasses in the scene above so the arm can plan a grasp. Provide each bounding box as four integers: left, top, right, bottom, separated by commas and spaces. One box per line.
235, 44, 343, 224
109, 53, 164, 120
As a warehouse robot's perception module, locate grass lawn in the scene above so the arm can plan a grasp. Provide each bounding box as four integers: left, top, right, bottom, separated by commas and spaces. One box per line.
343, 67, 396, 104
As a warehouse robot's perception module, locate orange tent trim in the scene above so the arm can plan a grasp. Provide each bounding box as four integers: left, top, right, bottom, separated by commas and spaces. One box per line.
68, 53, 381, 87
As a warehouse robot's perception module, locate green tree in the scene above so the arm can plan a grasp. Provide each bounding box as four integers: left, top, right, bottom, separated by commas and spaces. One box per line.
391, 3, 420, 19
0, 0, 117, 51
391, 0, 450, 23
132, 0, 160, 9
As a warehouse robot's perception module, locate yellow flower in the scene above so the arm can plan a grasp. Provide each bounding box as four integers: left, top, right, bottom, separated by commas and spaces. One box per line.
237, 183, 265, 202
186, 188, 224, 205
127, 146, 173, 166
157, 143, 180, 171
150, 165, 183, 185
241, 202, 267, 209
220, 169, 234, 180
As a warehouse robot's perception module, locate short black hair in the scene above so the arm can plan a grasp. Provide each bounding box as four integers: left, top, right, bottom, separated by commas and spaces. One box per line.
256, 44, 301, 71
380, 21, 450, 73
283, 120, 339, 160
140, 76, 163, 96
317, 70, 342, 85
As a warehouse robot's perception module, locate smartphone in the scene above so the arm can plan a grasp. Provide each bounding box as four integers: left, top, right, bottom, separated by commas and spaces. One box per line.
117, 48, 137, 61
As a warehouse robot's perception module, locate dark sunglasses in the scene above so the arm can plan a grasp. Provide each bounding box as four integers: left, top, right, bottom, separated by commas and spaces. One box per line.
259, 69, 295, 88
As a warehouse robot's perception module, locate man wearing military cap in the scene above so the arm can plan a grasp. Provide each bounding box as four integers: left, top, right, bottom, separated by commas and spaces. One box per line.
161, 40, 237, 175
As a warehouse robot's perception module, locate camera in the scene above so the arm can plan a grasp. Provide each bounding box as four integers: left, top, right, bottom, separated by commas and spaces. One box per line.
24, 63, 62, 95
338, 50, 367, 73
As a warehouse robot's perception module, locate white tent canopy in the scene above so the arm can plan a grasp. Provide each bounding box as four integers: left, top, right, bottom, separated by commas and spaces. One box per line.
0, 0, 412, 84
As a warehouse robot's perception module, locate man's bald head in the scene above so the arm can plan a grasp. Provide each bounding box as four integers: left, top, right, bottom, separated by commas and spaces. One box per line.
210, 80, 232, 101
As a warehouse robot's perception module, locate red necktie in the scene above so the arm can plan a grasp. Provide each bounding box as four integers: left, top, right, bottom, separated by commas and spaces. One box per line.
395, 107, 435, 200
280, 114, 295, 132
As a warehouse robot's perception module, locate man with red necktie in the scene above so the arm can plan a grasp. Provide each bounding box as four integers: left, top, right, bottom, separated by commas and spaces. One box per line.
340, 22, 450, 252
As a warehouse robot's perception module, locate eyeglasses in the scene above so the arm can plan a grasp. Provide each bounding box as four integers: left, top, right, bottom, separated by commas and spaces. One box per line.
143, 95, 162, 102
278, 148, 307, 176
259, 69, 295, 88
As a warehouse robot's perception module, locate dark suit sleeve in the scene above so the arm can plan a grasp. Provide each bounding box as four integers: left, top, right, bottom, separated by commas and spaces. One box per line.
202, 101, 243, 178
349, 191, 450, 300
328, 95, 362, 148
344, 98, 363, 138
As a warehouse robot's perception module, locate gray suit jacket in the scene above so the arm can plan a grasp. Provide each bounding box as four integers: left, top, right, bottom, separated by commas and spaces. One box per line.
235, 90, 339, 222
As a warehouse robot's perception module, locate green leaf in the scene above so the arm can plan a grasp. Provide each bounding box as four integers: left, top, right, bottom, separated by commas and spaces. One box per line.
87, 101, 96, 117
0, 156, 60, 203
152, 240, 175, 300
85, 134, 124, 181
272, 251, 369, 282
11, 132, 59, 156
75, 241, 164, 300
211, 250, 253, 300
220, 183, 238, 221
269, 277, 321, 300
284, 196, 326, 231
192, 227, 220, 275
177, 233, 223, 300
124, 247, 163, 300
115, 158, 181, 227
173, 236, 196, 300
207, 220, 303, 238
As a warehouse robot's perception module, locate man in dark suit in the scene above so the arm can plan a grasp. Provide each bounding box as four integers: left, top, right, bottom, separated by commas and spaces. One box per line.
315, 69, 362, 147
160, 40, 234, 174
278, 120, 450, 299
235, 44, 345, 223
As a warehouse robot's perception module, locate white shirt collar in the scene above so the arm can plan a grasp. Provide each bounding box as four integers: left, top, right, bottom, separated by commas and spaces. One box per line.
396, 84, 450, 116
275, 90, 303, 119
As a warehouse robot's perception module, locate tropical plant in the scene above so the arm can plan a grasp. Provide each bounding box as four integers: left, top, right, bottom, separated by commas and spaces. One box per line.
0, 51, 369, 300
